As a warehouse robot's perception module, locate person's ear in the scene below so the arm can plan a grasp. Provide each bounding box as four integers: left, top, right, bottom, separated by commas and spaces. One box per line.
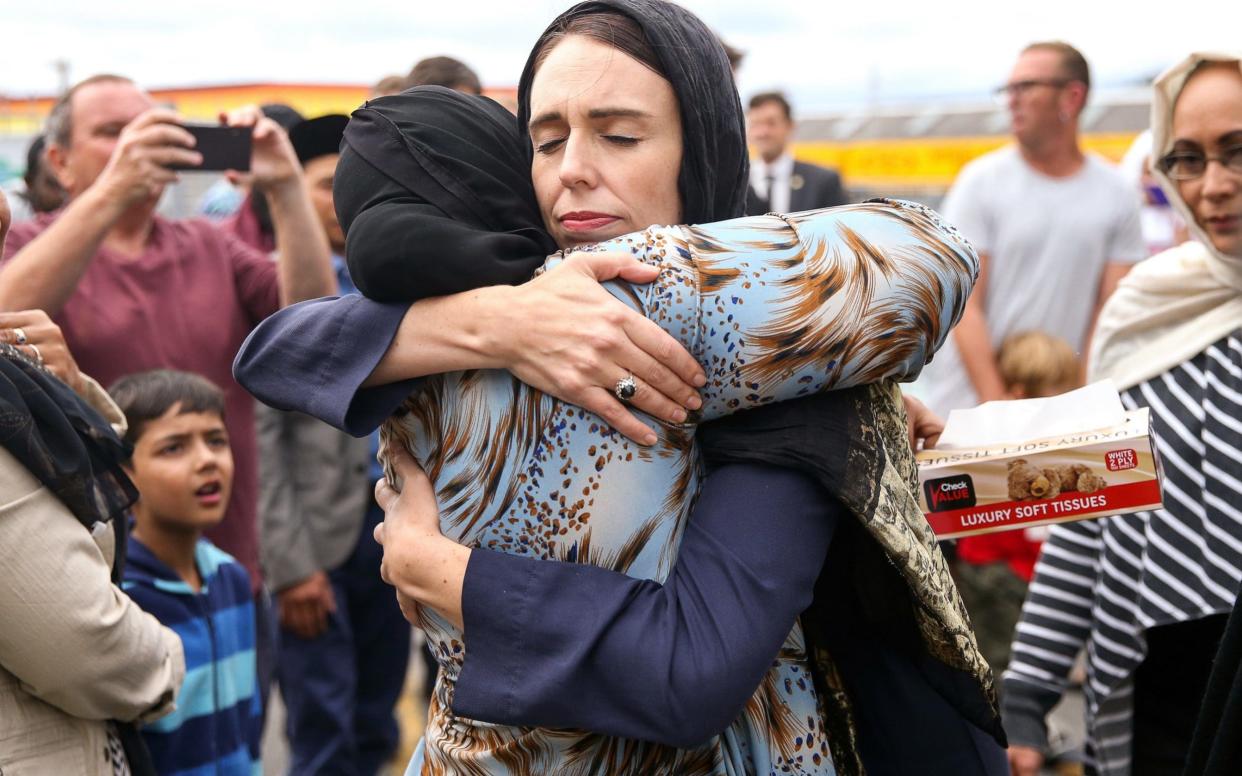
44, 141, 73, 192
1062, 83, 1086, 122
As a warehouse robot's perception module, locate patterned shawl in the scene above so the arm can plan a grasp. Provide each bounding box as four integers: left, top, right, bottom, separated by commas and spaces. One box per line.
701, 382, 1004, 773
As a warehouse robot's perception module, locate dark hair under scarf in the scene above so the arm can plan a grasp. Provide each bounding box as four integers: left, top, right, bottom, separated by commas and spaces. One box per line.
338, 86, 557, 302
516, 0, 750, 224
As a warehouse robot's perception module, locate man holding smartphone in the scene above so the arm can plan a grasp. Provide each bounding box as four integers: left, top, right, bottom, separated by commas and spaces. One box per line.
0, 73, 335, 724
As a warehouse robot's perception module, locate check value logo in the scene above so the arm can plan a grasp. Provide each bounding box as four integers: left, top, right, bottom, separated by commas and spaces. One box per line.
924, 474, 977, 512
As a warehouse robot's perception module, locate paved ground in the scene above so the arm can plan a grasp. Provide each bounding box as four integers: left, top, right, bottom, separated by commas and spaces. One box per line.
262, 630, 427, 776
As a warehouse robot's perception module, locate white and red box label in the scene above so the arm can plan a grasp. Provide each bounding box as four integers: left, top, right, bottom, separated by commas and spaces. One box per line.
917, 409, 1164, 540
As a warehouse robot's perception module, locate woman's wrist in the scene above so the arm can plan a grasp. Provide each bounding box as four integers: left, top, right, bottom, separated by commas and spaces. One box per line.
470, 284, 524, 372
391, 534, 472, 630
367, 287, 513, 386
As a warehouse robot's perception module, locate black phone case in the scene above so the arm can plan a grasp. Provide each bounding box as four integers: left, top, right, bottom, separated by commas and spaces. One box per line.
173, 124, 253, 172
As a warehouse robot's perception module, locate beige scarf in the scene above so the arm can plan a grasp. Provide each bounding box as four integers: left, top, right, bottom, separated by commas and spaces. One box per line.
1088, 53, 1242, 390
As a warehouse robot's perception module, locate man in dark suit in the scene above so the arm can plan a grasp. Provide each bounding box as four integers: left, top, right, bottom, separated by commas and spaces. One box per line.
745, 91, 847, 215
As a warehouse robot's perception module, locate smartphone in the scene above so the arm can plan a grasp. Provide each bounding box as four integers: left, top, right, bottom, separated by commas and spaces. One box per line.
172, 124, 253, 172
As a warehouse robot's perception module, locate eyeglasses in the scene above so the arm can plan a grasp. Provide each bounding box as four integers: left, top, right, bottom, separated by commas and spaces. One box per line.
1157, 146, 1242, 181
992, 79, 1070, 104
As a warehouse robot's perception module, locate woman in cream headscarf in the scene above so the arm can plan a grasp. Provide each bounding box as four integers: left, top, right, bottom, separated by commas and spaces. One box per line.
1003, 53, 1242, 776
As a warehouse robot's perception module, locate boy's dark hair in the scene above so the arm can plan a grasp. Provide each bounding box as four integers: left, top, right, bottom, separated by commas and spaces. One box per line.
108, 369, 226, 447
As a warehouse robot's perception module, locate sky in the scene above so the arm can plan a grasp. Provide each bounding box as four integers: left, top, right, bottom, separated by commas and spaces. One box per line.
1, 0, 1239, 112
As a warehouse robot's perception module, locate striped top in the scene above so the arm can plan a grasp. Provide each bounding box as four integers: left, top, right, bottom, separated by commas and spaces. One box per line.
123, 537, 261, 776
1003, 331, 1242, 775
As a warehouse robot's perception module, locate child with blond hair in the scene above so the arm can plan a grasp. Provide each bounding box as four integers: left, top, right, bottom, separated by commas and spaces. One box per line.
955, 331, 1081, 676
996, 331, 1081, 400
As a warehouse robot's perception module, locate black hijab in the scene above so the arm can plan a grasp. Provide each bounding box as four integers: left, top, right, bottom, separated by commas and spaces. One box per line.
339, 87, 557, 302
0, 345, 137, 580
515, 0, 749, 224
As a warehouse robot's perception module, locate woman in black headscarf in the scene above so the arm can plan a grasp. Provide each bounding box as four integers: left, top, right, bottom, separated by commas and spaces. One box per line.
237, 2, 1005, 773
0, 190, 184, 776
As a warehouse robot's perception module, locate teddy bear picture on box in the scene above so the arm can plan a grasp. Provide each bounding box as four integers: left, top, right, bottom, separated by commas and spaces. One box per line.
1007, 459, 1107, 501
918, 398, 1163, 539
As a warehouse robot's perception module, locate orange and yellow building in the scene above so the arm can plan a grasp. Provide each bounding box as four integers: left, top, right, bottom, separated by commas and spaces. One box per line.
1, 81, 1144, 200
0, 81, 519, 136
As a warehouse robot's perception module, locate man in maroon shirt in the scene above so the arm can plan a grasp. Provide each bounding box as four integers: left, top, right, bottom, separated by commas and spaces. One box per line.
0, 74, 334, 597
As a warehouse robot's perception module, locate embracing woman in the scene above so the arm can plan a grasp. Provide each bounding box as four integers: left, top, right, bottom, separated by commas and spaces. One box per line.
236, 2, 1008, 773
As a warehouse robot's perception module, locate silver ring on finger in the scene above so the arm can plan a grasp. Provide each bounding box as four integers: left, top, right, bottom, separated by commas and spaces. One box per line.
12, 327, 28, 346
28, 343, 43, 365
614, 371, 638, 402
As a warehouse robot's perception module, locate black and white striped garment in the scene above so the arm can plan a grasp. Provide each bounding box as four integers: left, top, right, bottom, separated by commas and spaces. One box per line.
1002, 331, 1242, 776
105, 723, 132, 776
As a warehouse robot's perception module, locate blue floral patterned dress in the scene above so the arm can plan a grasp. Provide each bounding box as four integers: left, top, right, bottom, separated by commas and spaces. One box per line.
384, 200, 977, 775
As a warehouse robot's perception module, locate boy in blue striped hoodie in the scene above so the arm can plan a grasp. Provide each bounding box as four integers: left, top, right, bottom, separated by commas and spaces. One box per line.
110, 370, 261, 776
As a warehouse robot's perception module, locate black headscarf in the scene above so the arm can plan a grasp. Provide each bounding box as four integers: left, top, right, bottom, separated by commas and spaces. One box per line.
0, 345, 137, 580
515, 0, 749, 224
339, 87, 557, 301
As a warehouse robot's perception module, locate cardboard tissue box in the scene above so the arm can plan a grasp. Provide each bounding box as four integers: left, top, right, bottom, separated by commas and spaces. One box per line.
916, 381, 1164, 540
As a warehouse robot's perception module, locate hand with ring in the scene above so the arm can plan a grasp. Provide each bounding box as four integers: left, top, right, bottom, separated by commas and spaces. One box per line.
614, 372, 637, 401
0, 310, 84, 394
490, 252, 706, 447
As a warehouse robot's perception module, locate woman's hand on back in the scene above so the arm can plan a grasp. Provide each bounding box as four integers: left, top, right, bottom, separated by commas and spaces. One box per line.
373, 445, 470, 630
492, 252, 705, 446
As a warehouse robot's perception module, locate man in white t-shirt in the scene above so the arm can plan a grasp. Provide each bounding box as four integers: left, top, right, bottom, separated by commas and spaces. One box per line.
921, 41, 1145, 415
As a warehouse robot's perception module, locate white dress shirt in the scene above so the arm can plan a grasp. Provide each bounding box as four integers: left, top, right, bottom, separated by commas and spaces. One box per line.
749, 153, 795, 214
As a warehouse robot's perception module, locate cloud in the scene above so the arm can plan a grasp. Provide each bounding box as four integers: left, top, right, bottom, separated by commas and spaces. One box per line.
1, 0, 1238, 112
